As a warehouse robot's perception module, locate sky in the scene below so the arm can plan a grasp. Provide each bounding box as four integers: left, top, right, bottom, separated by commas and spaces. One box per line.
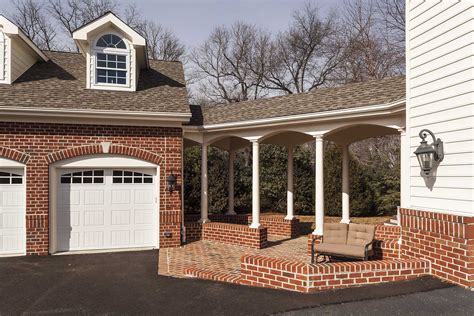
0, 0, 345, 49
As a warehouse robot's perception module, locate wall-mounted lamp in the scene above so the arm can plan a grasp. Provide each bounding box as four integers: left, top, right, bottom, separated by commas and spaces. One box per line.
167, 173, 177, 192
414, 129, 444, 175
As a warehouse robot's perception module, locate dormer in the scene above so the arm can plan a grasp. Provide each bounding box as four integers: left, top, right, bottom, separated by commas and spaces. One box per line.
72, 12, 148, 92
0, 15, 48, 85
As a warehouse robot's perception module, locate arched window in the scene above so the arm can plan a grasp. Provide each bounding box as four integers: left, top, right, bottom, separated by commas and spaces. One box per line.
94, 33, 128, 86
0, 31, 5, 81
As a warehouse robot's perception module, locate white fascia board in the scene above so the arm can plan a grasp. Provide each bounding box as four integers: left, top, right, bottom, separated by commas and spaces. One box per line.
0, 15, 48, 62
73, 13, 146, 46
199, 100, 406, 131
0, 106, 192, 122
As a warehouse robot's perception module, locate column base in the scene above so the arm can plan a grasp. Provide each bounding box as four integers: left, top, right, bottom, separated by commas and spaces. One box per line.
284, 215, 295, 220
312, 229, 323, 236
226, 211, 237, 215
198, 218, 211, 224
340, 218, 351, 224
249, 222, 262, 229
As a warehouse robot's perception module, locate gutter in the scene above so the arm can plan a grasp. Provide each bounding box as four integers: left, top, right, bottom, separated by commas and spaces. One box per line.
0, 106, 192, 122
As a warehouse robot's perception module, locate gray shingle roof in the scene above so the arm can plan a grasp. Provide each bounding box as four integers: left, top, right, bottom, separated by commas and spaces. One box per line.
200, 76, 405, 125
0, 51, 190, 114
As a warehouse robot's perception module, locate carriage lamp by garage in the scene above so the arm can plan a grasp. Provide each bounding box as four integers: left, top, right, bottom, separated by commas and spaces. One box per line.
414, 129, 444, 175
166, 173, 177, 193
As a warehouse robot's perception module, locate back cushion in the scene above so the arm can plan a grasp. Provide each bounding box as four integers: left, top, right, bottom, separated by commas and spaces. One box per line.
323, 223, 348, 244
347, 224, 375, 246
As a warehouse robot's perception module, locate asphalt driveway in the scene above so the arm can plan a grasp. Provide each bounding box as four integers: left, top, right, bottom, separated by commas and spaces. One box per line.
0, 250, 471, 315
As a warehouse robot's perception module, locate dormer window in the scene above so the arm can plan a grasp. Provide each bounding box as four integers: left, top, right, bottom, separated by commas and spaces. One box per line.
0, 31, 5, 81
94, 33, 129, 87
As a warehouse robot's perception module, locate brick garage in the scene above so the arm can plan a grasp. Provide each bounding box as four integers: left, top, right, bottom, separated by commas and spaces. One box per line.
0, 122, 183, 255
400, 208, 474, 289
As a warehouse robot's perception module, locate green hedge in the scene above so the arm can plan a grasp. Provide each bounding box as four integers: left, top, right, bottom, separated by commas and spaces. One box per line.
183, 141, 400, 217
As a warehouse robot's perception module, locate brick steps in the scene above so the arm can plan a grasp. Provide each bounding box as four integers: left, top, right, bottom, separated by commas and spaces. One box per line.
240, 255, 431, 293
184, 266, 242, 284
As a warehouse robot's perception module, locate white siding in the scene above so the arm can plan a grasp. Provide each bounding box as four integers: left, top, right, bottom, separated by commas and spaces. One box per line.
407, 0, 474, 216
0, 31, 6, 83
10, 37, 37, 83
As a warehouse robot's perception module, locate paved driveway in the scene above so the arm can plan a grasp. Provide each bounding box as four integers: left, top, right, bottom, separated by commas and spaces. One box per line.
0, 250, 470, 315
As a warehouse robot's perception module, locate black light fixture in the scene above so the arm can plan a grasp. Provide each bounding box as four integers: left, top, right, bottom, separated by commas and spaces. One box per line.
414, 129, 444, 176
166, 173, 177, 193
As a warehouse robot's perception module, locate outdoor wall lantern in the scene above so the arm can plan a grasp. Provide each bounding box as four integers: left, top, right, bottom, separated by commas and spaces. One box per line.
414, 129, 444, 175
167, 173, 177, 193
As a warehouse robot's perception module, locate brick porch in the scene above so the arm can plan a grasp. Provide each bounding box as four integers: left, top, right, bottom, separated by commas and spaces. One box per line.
158, 225, 430, 292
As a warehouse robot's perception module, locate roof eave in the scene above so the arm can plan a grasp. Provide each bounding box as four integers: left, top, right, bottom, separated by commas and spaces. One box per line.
198, 99, 406, 131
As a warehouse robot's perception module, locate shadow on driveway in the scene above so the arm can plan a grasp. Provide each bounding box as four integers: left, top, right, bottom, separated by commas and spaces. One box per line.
0, 250, 458, 315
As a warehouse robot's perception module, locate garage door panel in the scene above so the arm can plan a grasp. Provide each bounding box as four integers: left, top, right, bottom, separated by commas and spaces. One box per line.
111, 230, 130, 246
57, 190, 80, 206
56, 168, 158, 253
0, 169, 26, 256
84, 190, 104, 205
111, 210, 131, 225
134, 189, 154, 204
111, 190, 131, 204
84, 210, 105, 226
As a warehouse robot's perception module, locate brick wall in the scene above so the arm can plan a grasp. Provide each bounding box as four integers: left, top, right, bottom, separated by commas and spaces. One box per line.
400, 208, 474, 289
0, 122, 183, 254
202, 222, 267, 249
240, 255, 429, 293
184, 214, 299, 240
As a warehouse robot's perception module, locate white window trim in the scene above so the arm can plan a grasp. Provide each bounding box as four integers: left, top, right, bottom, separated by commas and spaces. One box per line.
90, 32, 132, 90
0, 31, 5, 81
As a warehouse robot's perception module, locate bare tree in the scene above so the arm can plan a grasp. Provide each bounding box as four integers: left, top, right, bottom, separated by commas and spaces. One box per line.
190, 22, 269, 103
10, 0, 57, 50
138, 21, 185, 61
48, 0, 117, 50
333, 0, 405, 84
256, 3, 342, 93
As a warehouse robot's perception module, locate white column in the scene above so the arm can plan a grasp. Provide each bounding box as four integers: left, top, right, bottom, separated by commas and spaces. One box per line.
226, 150, 236, 215
200, 143, 209, 223
313, 135, 324, 235
399, 128, 409, 208
250, 140, 261, 228
285, 145, 295, 220
341, 144, 351, 224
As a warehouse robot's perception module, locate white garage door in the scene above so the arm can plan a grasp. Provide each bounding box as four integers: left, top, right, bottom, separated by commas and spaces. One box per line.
56, 168, 158, 252
0, 168, 26, 256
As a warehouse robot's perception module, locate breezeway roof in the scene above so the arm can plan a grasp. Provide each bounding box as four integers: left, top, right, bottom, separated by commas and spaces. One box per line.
197, 76, 405, 126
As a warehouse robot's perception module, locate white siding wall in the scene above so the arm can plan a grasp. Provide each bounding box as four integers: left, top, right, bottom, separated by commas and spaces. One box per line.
0, 31, 7, 83
407, 0, 474, 216
10, 37, 36, 83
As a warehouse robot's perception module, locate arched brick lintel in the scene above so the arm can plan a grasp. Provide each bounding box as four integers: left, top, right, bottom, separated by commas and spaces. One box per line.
0, 146, 30, 164
46, 144, 163, 165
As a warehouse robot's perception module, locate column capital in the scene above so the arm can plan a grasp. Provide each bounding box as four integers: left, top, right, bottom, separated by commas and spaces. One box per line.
397, 127, 406, 134
313, 135, 324, 141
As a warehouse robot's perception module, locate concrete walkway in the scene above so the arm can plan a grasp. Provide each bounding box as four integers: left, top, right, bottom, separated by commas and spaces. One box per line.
0, 250, 470, 315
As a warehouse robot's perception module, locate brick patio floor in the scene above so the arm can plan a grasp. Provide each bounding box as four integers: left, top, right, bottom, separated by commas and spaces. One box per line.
158, 235, 309, 280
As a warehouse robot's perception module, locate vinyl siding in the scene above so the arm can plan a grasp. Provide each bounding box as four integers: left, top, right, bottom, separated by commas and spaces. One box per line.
0, 31, 6, 83
10, 37, 37, 83
407, 0, 474, 216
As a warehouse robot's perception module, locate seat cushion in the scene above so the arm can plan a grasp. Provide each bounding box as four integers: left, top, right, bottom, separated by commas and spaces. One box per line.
323, 223, 348, 244
316, 243, 366, 258
347, 223, 375, 247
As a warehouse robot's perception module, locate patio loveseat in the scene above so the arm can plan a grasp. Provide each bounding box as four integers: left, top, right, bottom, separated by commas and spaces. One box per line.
311, 223, 376, 263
